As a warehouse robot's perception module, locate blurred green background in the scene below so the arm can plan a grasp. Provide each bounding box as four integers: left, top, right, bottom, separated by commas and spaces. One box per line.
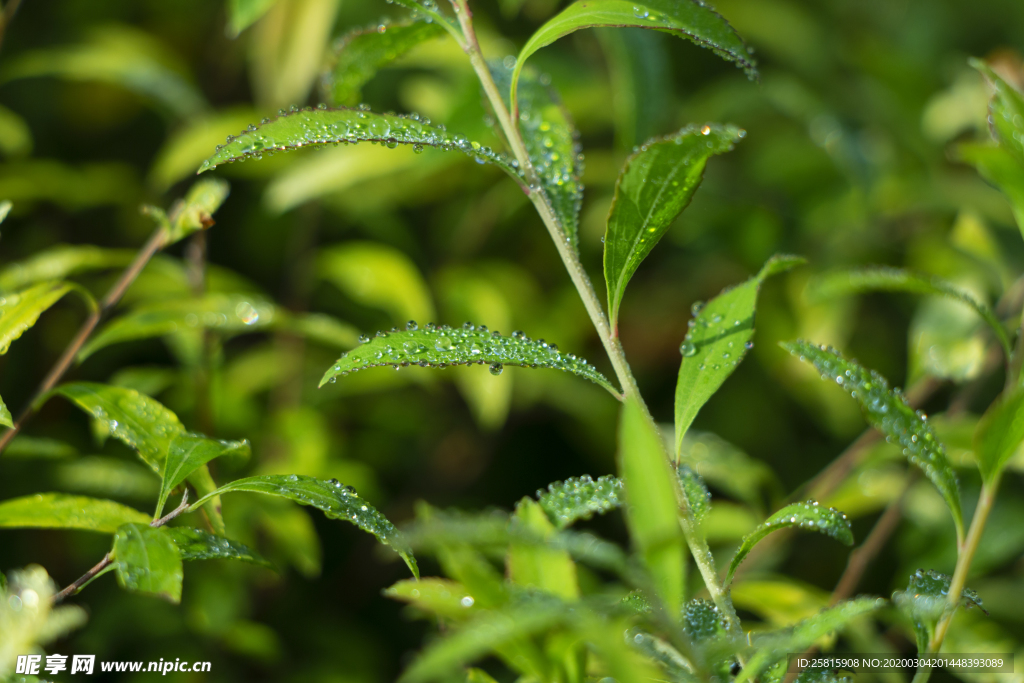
1, 0, 1023, 680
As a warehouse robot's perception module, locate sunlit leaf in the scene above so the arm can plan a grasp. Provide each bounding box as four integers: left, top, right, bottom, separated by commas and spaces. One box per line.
806, 266, 1010, 357
619, 397, 685, 614
0, 25, 206, 119
893, 568, 984, 652
675, 255, 804, 453
535, 474, 623, 529
197, 107, 521, 179
0, 105, 32, 158
165, 527, 272, 568
0, 160, 138, 210
511, 0, 755, 111
149, 107, 259, 190
971, 58, 1024, 167
0, 493, 150, 533
677, 465, 710, 525
228, 0, 279, 36
157, 434, 250, 517
56, 456, 160, 500
0, 200, 10, 223
726, 501, 852, 585
0, 393, 10, 428
0, 244, 134, 292
322, 20, 447, 106
974, 388, 1024, 484
783, 341, 964, 539
737, 597, 883, 683
318, 322, 616, 395
0, 281, 78, 355
3, 435, 77, 459
386, 578, 477, 620
605, 124, 744, 327
112, 524, 183, 603
508, 498, 579, 599
188, 474, 417, 577
492, 63, 582, 249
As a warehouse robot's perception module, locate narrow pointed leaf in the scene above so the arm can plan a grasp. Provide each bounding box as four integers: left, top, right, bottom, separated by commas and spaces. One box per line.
0, 394, 10, 428
508, 498, 579, 599
112, 523, 183, 603
156, 434, 250, 517
386, 578, 478, 619
975, 388, 1024, 484
228, 0, 279, 36
164, 178, 229, 244
783, 341, 964, 539
972, 58, 1024, 166
893, 569, 984, 652
605, 124, 744, 326
726, 501, 852, 585
385, 0, 460, 36
165, 527, 272, 568
619, 397, 685, 615
627, 629, 695, 681
0, 281, 75, 354
492, 63, 582, 249
0, 493, 150, 533
197, 108, 520, 179
318, 323, 616, 395
737, 597, 883, 682
0, 200, 10, 223
675, 254, 804, 453
188, 474, 417, 577
323, 20, 446, 106
511, 0, 755, 111
0, 245, 135, 291
677, 465, 710, 524
807, 267, 1011, 357
535, 474, 623, 529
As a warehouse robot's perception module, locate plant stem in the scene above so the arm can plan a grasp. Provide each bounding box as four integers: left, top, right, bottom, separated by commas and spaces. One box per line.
0, 227, 168, 454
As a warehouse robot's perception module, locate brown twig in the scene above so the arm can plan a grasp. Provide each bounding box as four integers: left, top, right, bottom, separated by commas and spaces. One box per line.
0, 227, 168, 454
53, 491, 190, 604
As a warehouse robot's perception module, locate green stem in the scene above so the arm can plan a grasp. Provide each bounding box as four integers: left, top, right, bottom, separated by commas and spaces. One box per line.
454, 0, 740, 634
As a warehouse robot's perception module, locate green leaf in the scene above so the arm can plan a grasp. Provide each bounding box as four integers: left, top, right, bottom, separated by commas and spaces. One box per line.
0, 244, 134, 292
605, 124, 744, 327
163, 177, 230, 244
893, 569, 984, 652
197, 107, 521, 179
0, 281, 77, 354
783, 341, 964, 540
319, 322, 616, 394
0, 394, 10, 428
618, 397, 685, 615
974, 388, 1024, 484
3, 435, 78, 459
737, 597, 883, 682
511, 0, 755, 112
165, 527, 272, 568
682, 598, 728, 642
806, 266, 1011, 358
56, 456, 160, 500
597, 28, 670, 151
386, 578, 478, 619
626, 628, 695, 681
322, 20, 447, 106
676, 465, 710, 525
535, 474, 623, 529
157, 434, 250, 517
0, 493, 150, 533
956, 143, 1024, 234
228, 0, 279, 36
726, 501, 852, 585
0, 25, 207, 119
112, 523, 183, 603
492, 63, 583, 250
0, 200, 10, 223
385, 0, 460, 36
508, 498, 579, 599
188, 474, 417, 577
971, 58, 1024, 167
675, 255, 804, 453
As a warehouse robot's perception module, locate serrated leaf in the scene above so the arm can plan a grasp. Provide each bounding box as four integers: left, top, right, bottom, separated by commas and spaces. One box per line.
726, 501, 852, 585
319, 323, 616, 394
0, 244, 135, 292
535, 474, 623, 529
971, 58, 1024, 167
323, 20, 446, 106
737, 597, 883, 682
165, 527, 272, 568
975, 388, 1024, 483
605, 124, 744, 327
806, 267, 1010, 358
492, 63, 582, 249
893, 568, 984, 653
619, 397, 685, 615
675, 255, 804, 453
157, 434, 250, 517
164, 177, 229, 244
0, 493, 150, 533
189, 474, 417, 577
228, 0, 279, 36
677, 465, 710, 524
386, 578, 478, 619
0, 281, 77, 354
112, 523, 183, 603
511, 0, 755, 112
783, 341, 964, 539
399, 596, 571, 683
197, 107, 520, 178
0, 394, 10, 428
